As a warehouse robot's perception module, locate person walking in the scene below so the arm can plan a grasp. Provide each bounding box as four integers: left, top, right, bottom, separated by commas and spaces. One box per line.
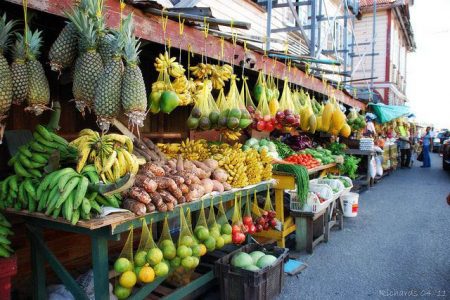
421, 127, 432, 168
399, 133, 411, 168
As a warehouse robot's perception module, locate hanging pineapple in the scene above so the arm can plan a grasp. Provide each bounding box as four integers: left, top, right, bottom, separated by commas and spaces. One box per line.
94, 29, 124, 131
0, 13, 17, 143
121, 15, 147, 134
11, 33, 28, 105
25, 28, 50, 115
48, 22, 78, 72
68, 9, 103, 114
84, 0, 111, 64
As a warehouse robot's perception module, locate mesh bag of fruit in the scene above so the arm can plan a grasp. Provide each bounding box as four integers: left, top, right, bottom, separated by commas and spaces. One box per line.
242, 191, 256, 234
231, 194, 246, 244
276, 79, 300, 130
206, 198, 225, 251
152, 216, 174, 280
216, 198, 232, 245
134, 219, 161, 285
219, 75, 252, 132
194, 200, 209, 242
253, 83, 275, 132
240, 76, 256, 112
267, 74, 280, 116
187, 80, 220, 131
114, 226, 136, 297
253, 71, 266, 103
149, 69, 180, 114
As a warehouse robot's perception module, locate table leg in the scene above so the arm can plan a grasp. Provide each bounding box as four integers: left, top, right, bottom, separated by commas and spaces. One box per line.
295, 217, 307, 252
91, 236, 110, 300
274, 188, 285, 247
306, 217, 313, 254
324, 208, 330, 243
27, 227, 46, 300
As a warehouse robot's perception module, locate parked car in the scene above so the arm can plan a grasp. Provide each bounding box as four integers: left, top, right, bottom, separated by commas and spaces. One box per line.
442, 139, 450, 171
433, 131, 449, 153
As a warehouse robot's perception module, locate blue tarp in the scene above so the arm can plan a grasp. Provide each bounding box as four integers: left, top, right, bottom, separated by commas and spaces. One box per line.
368, 103, 410, 123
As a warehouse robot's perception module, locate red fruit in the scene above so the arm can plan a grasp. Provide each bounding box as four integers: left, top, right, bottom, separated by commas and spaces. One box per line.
263, 223, 270, 231
256, 224, 263, 232
243, 224, 249, 233
275, 123, 283, 130
257, 217, 265, 226
237, 232, 246, 243
270, 219, 277, 228
264, 122, 274, 132
268, 211, 276, 219
247, 106, 255, 114
261, 210, 268, 217
284, 109, 293, 115
263, 115, 271, 122
285, 115, 296, 125
249, 224, 256, 234
256, 121, 265, 131
275, 111, 285, 121
232, 224, 241, 235
243, 216, 253, 226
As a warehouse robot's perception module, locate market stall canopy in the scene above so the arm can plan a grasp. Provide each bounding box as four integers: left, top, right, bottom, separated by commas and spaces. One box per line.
369, 103, 410, 123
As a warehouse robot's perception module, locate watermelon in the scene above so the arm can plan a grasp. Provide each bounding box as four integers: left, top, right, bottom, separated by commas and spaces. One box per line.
256, 255, 277, 269
249, 251, 265, 265
231, 252, 253, 268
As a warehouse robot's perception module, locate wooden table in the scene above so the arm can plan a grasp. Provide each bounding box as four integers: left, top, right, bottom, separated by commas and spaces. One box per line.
5, 182, 273, 300
345, 149, 376, 190
252, 163, 337, 248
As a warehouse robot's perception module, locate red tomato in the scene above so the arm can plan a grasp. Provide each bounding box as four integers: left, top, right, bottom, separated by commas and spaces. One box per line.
243, 216, 253, 226
264, 122, 274, 132
232, 224, 241, 234
256, 121, 265, 131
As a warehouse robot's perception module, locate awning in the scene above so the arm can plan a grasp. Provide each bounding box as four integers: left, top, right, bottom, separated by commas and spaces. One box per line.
368, 103, 410, 123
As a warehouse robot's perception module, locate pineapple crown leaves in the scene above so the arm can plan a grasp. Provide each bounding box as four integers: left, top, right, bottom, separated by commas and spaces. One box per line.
106, 29, 125, 58
121, 14, 141, 65
0, 13, 19, 54
26, 28, 43, 60
12, 32, 26, 61
66, 8, 98, 51
79, 0, 107, 34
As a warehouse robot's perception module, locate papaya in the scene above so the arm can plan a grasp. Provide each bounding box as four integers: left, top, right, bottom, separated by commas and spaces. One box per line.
331, 103, 346, 133
321, 102, 334, 132
308, 114, 317, 134
316, 116, 323, 132
340, 123, 351, 138
160, 91, 179, 114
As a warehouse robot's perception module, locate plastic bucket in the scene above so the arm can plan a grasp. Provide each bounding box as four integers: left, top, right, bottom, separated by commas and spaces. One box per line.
342, 192, 359, 217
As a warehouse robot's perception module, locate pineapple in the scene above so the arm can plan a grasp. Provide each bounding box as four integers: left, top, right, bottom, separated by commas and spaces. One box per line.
11, 33, 28, 105
0, 13, 17, 142
48, 22, 78, 72
25, 28, 50, 116
94, 30, 124, 132
82, 0, 111, 64
68, 9, 103, 114
121, 15, 147, 133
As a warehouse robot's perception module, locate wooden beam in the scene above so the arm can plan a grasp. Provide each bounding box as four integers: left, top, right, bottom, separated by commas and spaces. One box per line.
3, 0, 365, 109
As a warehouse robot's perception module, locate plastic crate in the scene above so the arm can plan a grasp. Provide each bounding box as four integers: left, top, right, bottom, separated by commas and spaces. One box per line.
214, 243, 288, 300
0, 255, 17, 300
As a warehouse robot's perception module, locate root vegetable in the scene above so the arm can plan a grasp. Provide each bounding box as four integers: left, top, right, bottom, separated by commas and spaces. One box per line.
177, 196, 186, 204
189, 184, 205, 197
166, 202, 175, 211
155, 177, 177, 190
141, 163, 165, 177
123, 199, 147, 216
149, 192, 163, 207
176, 155, 184, 173
212, 180, 224, 193
212, 168, 228, 183
160, 190, 178, 204
201, 178, 214, 194
203, 159, 218, 170
167, 159, 176, 169
129, 187, 152, 204
183, 160, 195, 171
156, 202, 168, 212
180, 184, 190, 194
222, 182, 232, 191
145, 202, 156, 213
169, 175, 185, 185
135, 175, 157, 193
193, 161, 212, 173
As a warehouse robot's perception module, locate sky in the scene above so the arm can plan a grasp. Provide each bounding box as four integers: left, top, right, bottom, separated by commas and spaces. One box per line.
406, 0, 450, 130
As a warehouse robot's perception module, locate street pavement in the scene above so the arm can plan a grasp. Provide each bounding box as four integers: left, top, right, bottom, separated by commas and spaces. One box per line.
278, 153, 450, 299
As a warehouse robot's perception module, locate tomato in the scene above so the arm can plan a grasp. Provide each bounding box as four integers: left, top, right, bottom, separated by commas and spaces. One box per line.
242, 216, 253, 226
232, 224, 241, 234
264, 121, 274, 132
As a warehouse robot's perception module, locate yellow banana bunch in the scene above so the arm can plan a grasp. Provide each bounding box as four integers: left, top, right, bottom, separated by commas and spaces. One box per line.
168, 62, 186, 78
213, 145, 248, 188
210, 64, 233, 90
190, 63, 213, 79
178, 139, 210, 161
172, 76, 189, 94
329, 101, 346, 135
157, 142, 181, 159
259, 148, 273, 181
222, 130, 241, 141
244, 149, 262, 185
152, 81, 167, 92
154, 52, 177, 72
70, 130, 139, 182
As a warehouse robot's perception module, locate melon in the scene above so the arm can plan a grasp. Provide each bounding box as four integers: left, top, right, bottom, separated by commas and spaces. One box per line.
243, 264, 260, 272
249, 251, 265, 265
256, 255, 277, 269
231, 252, 253, 268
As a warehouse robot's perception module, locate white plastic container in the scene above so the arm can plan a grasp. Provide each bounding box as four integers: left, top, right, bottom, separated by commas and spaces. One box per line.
342, 192, 359, 217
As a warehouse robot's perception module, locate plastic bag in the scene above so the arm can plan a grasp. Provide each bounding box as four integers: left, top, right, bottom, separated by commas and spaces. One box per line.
252, 84, 275, 132
149, 67, 180, 114
369, 157, 376, 179
261, 187, 277, 231
275, 79, 300, 130
253, 71, 266, 103
134, 219, 151, 267
375, 156, 383, 176
267, 74, 280, 116
194, 200, 210, 242
113, 226, 137, 293
187, 80, 220, 131
206, 198, 225, 250
216, 198, 232, 245
157, 216, 176, 271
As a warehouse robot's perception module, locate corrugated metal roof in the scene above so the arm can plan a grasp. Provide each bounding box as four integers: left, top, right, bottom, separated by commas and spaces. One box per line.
359, 0, 397, 8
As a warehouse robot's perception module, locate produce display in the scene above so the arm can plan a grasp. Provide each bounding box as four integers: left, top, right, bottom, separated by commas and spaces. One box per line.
346, 108, 366, 132
284, 154, 320, 169
0, 213, 13, 258
299, 148, 337, 165
243, 138, 280, 159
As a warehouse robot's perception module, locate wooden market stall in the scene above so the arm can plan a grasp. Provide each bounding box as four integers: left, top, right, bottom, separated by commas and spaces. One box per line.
0, 1, 367, 299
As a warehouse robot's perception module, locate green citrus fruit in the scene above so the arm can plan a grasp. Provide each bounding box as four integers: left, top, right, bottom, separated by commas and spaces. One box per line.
215, 236, 225, 249
221, 224, 232, 235
146, 248, 163, 266
114, 285, 132, 300
134, 251, 147, 267
162, 244, 177, 260
204, 236, 216, 252
114, 258, 132, 273
154, 261, 169, 277
177, 245, 192, 258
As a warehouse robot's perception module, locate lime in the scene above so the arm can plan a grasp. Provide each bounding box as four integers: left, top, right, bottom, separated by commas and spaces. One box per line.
119, 271, 137, 288
154, 261, 169, 277
195, 226, 209, 241
114, 285, 131, 300
114, 258, 132, 273
215, 236, 225, 249
221, 224, 232, 235
177, 245, 192, 258
134, 251, 147, 267
204, 236, 216, 252
162, 244, 177, 260
146, 248, 163, 266
180, 235, 195, 247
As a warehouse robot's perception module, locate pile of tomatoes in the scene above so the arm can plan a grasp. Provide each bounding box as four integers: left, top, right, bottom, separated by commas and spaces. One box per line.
284, 153, 320, 169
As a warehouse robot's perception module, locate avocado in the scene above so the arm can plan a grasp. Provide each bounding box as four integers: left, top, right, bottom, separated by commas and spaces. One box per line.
228, 108, 242, 119
239, 118, 253, 129
160, 91, 179, 114
148, 91, 162, 114
227, 117, 240, 130
209, 111, 220, 125
199, 116, 211, 130
187, 117, 199, 130
191, 107, 202, 118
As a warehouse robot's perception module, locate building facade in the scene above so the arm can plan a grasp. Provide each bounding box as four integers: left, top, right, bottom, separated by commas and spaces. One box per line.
352, 0, 415, 105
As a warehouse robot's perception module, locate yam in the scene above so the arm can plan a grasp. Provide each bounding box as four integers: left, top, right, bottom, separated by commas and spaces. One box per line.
123, 199, 146, 216
186, 190, 200, 202
222, 182, 232, 191
212, 168, 228, 183
203, 159, 218, 170
168, 175, 184, 185
129, 187, 152, 204
176, 155, 184, 173
193, 161, 212, 174
142, 137, 156, 150
159, 190, 178, 204
156, 202, 168, 212
201, 178, 214, 194
212, 180, 225, 193
189, 184, 205, 197
180, 184, 190, 194
166, 202, 175, 211
155, 177, 177, 190
141, 163, 165, 177
135, 175, 157, 193
149, 192, 163, 207
167, 159, 177, 169
145, 202, 156, 213
183, 160, 195, 171
177, 196, 186, 204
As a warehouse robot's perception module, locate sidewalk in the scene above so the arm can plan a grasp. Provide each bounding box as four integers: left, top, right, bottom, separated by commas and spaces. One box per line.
278, 153, 450, 299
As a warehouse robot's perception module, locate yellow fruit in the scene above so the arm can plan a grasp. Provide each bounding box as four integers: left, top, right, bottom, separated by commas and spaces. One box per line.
268, 99, 279, 116
146, 248, 163, 266
119, 271, 137, 288
340, 124, 351, 138
308, 114, 317, 134
321, 102, 334, 132
138, 266, 155, 283
199, 244, 207, 256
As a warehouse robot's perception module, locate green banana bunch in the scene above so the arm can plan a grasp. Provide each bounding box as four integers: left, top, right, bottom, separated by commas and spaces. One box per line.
0, 213, 13, 258
7, 125, 77, 180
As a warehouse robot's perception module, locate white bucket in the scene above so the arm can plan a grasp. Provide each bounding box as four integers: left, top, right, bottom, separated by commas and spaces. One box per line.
342, 192, 359, 217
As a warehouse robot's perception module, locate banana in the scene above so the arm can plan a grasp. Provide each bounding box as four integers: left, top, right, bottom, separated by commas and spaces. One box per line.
18, 154, 34, 169
101, 150, 117, 174
29, 141, 47, 153
55, 176, 80, 209
76, 147, 91, 173
30, 153, 49, 164
23, 179, 37, 200
49, 168, 77, 189
14, 161, 33, 178
104, 134, 133, 152
112, 158, 121, 181
35, 125, 53, 141
49, 132, 69, 146
116, 150, 127, 177
71, 209, 80, 225
33, 132, 59, 149
73, 176, 89, 210
83, 171, 100, 184
58, 172, 79, 192
81, 164, 96, 174
18, 145, 32, 158
18, 181, 27, 206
